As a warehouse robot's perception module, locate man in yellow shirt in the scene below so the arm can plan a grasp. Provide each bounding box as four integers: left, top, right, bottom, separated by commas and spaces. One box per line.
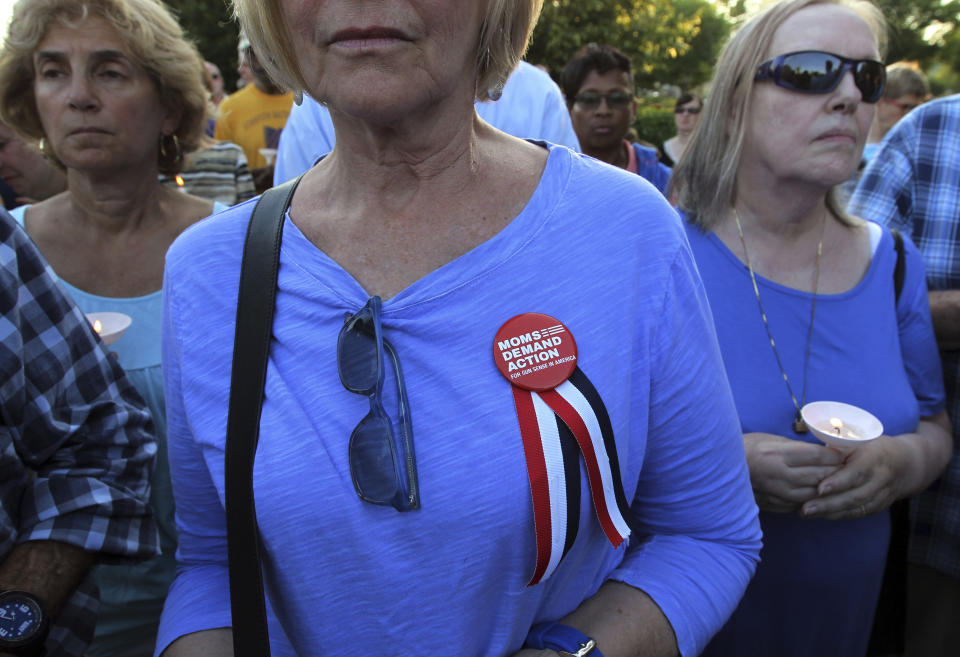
214, 39, 293, 193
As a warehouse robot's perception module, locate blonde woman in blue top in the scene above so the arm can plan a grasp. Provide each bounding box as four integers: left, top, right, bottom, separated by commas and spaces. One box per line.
156, 0, 763, 655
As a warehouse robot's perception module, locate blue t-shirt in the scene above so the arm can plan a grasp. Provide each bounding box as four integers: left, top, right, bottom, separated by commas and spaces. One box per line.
684, 218, 944, 657
159, 145, 761, 657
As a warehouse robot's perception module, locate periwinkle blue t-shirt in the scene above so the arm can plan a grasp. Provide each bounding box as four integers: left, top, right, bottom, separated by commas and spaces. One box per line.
159, 145, 762, 657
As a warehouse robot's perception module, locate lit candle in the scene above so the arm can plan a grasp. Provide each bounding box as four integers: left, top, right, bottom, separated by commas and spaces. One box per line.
175, 175, 186, 193
830, 417, 844, 436
93, 319, 103, 334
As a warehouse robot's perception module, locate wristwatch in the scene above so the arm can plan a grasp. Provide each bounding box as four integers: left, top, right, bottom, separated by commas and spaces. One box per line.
0, 590, 49, 657
525, 621, 603, 657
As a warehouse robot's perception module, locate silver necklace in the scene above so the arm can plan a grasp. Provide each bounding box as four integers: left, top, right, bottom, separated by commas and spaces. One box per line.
733, 209, 825, 434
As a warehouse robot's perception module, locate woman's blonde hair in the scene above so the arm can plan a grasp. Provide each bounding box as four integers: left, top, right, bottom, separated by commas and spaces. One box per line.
0, 0, 208, 175
232, 0, 544, 102
670, 0, 887, 229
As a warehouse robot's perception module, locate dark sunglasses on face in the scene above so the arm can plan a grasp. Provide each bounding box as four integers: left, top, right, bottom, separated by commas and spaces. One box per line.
574, 90, 633, 110
754, 50, 886, 103
675, 106, 701, 115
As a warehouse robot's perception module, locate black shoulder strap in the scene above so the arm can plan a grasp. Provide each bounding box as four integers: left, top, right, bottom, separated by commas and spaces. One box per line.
225, 175, 302, 657
892, 227, 905, 304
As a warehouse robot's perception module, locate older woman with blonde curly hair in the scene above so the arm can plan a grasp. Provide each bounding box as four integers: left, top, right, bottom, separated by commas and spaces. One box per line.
0, 1, 224, 655
155, 0, 762, 656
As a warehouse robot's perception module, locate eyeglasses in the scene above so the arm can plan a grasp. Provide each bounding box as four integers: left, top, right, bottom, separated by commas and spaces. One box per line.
574, 90, 633, 110
338, 296, 419, 511
755, 50, 886, 103
675, 106, 701, 115
884, 98, 919, 112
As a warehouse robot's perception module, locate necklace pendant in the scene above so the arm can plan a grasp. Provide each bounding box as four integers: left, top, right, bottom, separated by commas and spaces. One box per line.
793, 414, 809, 434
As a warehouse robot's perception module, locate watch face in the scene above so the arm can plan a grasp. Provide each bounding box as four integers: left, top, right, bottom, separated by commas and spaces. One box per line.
0, 596, 41, 643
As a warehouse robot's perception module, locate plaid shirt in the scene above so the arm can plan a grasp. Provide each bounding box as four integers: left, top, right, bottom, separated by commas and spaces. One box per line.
0, 209, 158, 655
850, 93, 960, 579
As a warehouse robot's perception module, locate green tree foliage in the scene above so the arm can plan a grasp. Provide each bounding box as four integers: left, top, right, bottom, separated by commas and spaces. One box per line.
873, 0, 960, 67
163, 0, 242, 92
526, 0, 730, 92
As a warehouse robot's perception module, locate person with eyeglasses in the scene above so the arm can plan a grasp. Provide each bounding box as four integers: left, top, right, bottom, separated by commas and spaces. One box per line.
669, 1, 951, 656
204, 60, 227, 109
155, 1, 763, 656
659, 92, 702, 168
560, 43, 671, 195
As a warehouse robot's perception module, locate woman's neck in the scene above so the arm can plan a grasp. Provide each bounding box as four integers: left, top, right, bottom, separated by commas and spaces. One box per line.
64, 166, 168, 232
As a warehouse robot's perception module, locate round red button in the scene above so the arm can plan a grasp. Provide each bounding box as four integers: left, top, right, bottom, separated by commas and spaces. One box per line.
493, 313, 578, 391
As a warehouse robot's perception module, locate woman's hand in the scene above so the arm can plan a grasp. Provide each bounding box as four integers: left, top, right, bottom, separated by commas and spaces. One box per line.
799, 435, 908, 519
744, 432, 845, 513
802, 411, 953, 520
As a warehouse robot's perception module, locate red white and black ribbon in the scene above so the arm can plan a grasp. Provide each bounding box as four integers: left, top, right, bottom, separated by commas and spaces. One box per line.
512, 367, 632, 585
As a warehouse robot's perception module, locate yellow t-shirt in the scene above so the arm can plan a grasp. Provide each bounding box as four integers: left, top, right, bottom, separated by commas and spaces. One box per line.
214, 84, 293, 170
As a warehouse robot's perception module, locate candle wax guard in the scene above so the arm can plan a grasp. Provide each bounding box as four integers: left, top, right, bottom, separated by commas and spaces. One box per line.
800, 401, 883, 448
85, 312, 132, 347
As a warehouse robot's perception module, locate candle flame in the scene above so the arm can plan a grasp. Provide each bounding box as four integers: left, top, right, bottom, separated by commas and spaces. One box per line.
93, 319, 102, 334
175, 175, 185, 187
829, 417, 844, 435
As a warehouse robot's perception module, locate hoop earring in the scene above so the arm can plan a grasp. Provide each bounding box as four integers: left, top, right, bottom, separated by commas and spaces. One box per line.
160, 134, 182, 165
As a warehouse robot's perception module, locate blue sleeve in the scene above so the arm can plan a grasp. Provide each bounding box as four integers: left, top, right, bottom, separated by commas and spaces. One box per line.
539, 82, 580, 152
274, 97, 336, 185
611, 242, 762, 657
633, 144, 672, 196
895, 231, 946, 417
155, 267, 232, 654
0, 211, 158, 560
156, 260, 298, 657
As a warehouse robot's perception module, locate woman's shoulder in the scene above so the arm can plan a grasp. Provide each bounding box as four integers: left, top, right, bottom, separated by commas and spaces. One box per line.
546, 145, 686, 253
559, 144, 670, 205
166, 196, 257, 273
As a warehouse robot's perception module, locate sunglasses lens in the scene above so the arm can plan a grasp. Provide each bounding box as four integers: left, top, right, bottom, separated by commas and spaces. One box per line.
575, 92, 600, 109
854, 61, 885, 103
779, 52, 843, 93
338, 315, 379, 393
607, 92, 632, 108
349, 411, 400, 504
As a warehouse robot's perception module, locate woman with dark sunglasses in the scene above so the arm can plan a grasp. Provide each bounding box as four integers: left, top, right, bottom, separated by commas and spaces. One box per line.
670, 1, 952, 656
659, 92, 702, 167
154, 1, 763, 656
